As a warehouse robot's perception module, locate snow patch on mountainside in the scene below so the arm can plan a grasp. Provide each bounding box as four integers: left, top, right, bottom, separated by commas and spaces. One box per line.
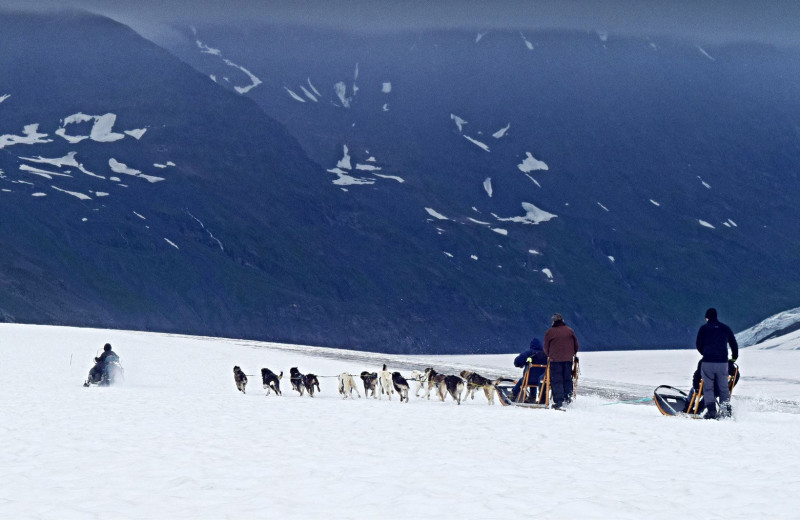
697, 46, 716, 61
109, 159, 164, 183
51, 185, 91, 200
299, 85, 318, 102
737, 307, 800, 347
223, 60, 262, 94
382, 82, 392, 93
22, 153, 103, 179
193, 36, 262, 94
520, 33, 534, 50
698, 219, 715, 229
55, 113, 131, 143
492, 124, 510, 138
336, 145, 352, 170
425, 208, 449, 220
372, 173, 405, 183
463, 135, 490, 152
493, 203, 557, 225
20, 164, 72, 179
334, 82, 351, 108
124, 128, 147, 140
307, 78, 321, 97
0, 124, 52, 149
518, 152, 549, 172
0, 94, 9, 104
483, 177, 493, 197
284, 87, 306, 102
450, 114, 467, 133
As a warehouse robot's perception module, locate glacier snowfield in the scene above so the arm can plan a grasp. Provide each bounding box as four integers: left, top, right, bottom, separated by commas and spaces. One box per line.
1, 323, 798, 519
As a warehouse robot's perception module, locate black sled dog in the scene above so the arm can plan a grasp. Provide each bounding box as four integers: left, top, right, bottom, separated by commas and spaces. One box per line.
261, 368, 283, 396
233, 366, 248, 394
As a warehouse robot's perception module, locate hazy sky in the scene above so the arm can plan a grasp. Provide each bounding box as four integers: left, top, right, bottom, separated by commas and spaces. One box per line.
3, 0, 798, 46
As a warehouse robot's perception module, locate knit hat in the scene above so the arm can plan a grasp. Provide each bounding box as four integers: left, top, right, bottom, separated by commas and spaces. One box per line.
103, 343, 112, 352
530, 338, 543, 350
705, 308, 718, 320
551, 313, 563, 323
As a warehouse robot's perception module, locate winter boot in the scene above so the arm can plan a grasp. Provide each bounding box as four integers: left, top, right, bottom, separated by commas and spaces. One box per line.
703, 402, 718, 420
719, 401, 732, 419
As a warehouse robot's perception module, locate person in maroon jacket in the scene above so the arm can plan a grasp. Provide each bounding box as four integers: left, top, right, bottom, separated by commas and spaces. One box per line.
543, 313, 580, 409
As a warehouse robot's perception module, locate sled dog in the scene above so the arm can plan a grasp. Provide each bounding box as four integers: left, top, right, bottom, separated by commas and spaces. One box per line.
444, 375, 465, 405
289, 367, 306, 396
460, 370, 497, 405
338, 372, 361, 399
303, 373, 321, 397
233, 366, 248, 394
410, 369, 427, 397
360, 371, 379, 398
261, 368, 283, 396
424, 368, 447, 401
378, 364, 394, 400
392, 372, 410, 403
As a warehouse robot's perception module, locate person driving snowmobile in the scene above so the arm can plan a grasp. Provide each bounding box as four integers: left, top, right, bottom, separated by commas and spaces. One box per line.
86, 343, 118, 385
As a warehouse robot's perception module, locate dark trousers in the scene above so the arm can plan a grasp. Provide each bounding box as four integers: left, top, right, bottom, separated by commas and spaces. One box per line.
550, 361, 574, 406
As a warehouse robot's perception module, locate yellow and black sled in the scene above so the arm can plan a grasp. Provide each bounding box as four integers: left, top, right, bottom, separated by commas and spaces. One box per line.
654, 362, 739, 417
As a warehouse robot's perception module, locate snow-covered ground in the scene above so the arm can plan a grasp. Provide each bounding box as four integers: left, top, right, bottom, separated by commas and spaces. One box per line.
1, 323, 798, 519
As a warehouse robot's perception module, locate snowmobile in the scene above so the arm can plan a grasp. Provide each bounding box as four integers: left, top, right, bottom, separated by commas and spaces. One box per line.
495, 357, 580, 409
653, 361, 739, 417
83, 354, 125, 387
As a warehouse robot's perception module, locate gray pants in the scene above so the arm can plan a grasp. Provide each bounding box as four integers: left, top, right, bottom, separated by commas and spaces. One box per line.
702, 362, 730, 407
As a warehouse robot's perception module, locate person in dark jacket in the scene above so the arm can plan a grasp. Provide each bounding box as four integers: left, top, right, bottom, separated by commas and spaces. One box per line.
543, 313, 580, 409
696, 308, 738, 419
685, 359, 740, 414
87, 343, 118, 384
511, 338, 547, 402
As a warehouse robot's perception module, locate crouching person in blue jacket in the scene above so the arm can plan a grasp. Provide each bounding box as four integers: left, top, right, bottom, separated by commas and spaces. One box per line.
511, 338, 548, 402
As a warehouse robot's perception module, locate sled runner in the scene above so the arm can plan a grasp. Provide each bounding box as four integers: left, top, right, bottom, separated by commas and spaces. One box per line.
654, 362, 739, 417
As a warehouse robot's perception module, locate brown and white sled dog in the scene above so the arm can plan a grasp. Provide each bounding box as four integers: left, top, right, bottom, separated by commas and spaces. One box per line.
392, 372, 410, 403
410, 369, 428, 397
423, 368, 447, 401
338, 372, 361, 399
378, 364, 394, 400
289, 367, 306, 396
233, 366, 248, 394
460, 370, 497, 405
444, 374, 465, 405
261, 368, 283, 396
304, 373, 321, 397
360, 371, 379, 398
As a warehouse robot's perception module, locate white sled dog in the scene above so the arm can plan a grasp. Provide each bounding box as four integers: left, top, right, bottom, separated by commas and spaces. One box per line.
410, 369, 428, 397
460, 370, 497, 405
338, 372, 361, 399
378, 364, 394, 400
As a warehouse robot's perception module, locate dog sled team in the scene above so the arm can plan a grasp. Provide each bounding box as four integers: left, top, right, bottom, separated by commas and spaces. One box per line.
232, 362, 500, 405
